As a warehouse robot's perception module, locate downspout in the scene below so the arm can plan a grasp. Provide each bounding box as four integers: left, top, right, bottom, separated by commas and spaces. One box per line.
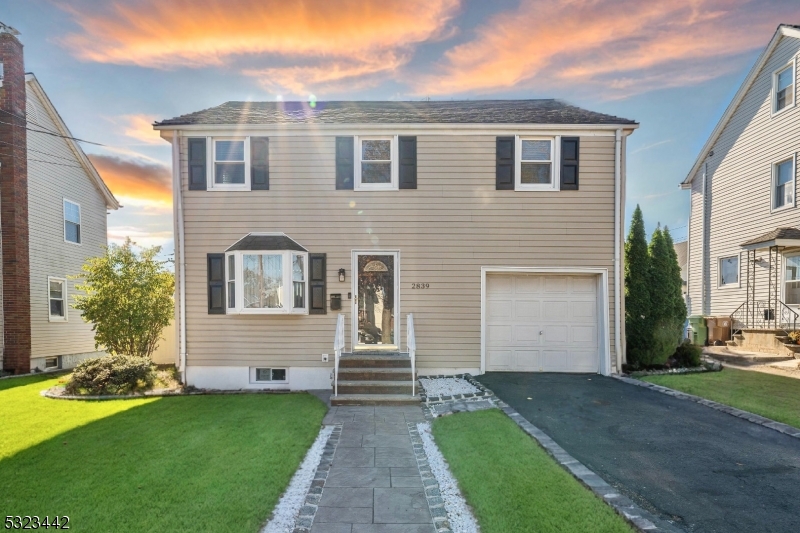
614, 129, 622, 373
701, 163, 709, 315
172, 130, 188, 383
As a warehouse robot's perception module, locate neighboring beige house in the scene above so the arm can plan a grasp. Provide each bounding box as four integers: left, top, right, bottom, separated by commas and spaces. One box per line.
1, 24, 120, 374
155, 99, 636, 397
682, 24, 800, 350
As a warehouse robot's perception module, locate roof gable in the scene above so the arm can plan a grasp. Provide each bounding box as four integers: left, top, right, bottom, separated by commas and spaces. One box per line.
682, 24, 800, 188
225, 233, 307, 252
25, 74, 120, 209
155, 100, 637, 127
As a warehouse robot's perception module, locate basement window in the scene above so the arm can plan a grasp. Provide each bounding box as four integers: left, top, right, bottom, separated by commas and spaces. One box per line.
251, 368, 288, 383
45, 357, 59, 369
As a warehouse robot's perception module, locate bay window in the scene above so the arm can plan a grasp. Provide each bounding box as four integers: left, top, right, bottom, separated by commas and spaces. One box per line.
785, 255, 800, 305
225, 249, 308, 314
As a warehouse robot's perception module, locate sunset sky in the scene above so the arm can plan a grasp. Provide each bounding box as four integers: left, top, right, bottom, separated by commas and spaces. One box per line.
3, 0, 800, 258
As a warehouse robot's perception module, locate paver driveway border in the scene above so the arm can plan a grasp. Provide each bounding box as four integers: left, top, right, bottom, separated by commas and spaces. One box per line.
612, 375, 800, 439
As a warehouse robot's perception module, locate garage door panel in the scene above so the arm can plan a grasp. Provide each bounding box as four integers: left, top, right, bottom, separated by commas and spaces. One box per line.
486, 273, 600, 373
514, 349, 541, 371
515, 300, 541, 319
542, 300, 569, 320
487, 300, 512, 319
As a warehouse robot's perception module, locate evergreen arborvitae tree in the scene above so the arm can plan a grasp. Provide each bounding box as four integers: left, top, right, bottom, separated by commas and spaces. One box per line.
624, 205, 651, 367
663, 227, 688, 342
648, 225, 683, 364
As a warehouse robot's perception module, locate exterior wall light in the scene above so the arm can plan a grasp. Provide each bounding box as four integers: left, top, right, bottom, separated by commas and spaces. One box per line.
338, 268, 346, 282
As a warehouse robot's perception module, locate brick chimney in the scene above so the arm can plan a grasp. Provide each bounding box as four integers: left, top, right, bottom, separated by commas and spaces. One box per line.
0, 22, 31, 374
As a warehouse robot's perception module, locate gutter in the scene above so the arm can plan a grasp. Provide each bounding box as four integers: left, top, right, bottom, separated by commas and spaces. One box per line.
614, 129, 623, 372
172, 130, 188, 383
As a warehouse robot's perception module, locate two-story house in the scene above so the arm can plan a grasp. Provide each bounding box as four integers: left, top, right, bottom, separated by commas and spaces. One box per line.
0, 23, 119, 375
155, 100, 636, 402
682, 24, 800, 354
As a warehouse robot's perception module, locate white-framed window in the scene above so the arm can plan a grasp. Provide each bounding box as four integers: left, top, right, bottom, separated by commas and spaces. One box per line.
355, 136, 397, 190
225, 250, 308, 314
44, 357, 60, 369
63, 199, 81, 244
772, 156, 795, 211
48, 277, 67, 321
211, 138, 250, 190
773, 60, 795, 115
516, 136, 559, 191
784, 254, 800, 305
718, 256, 739, 288
250, 367, 288, 383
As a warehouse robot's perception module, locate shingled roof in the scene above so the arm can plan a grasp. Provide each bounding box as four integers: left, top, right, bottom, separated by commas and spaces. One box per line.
155, 100, 637, 127
226, 234, 307, 252
741, 227, 800, 248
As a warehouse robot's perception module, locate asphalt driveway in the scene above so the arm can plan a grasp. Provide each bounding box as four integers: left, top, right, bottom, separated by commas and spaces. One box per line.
476, 372, 800, 533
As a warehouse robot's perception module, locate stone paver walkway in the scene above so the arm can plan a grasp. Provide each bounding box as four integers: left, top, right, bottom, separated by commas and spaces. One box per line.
314, 405, 434, 533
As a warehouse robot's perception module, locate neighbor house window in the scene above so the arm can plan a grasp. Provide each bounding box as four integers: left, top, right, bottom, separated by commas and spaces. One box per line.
63, 199, 81, 244
213, 138, 249, 188
719, 256, 739, 287
48, 277, 67, 321
785, 255, 800, 305
226, 250, 309, 314
252, 368, 288, 383
773, 157, 795, 210
774, 62, 795, 113
516, 137, 558, 190
356, 137, 396, 190
44, 357, 59, 369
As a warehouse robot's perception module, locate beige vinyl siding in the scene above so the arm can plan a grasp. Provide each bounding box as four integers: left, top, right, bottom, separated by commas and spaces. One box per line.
26, 84, 108, 359
179, 134, 618, 370
687, 35, 800, 317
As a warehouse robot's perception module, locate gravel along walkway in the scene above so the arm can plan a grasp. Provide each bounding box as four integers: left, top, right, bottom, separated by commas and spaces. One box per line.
416, 422, 480, 533
261, 425, 335, 533
419, 377, 479, 397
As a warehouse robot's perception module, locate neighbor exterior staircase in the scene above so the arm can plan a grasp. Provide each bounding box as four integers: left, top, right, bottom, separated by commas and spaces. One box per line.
331, 351, 420, 406
727, 330, 800, 359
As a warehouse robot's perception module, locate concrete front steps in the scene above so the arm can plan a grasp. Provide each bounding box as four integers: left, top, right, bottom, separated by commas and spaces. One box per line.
726, 329, 800, 359
331, 351, 420, 406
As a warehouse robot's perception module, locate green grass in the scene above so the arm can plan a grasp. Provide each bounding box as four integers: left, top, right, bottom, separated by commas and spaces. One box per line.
642, 367, 800, 429
432, 409, 632, 533
0, 374, 326, 533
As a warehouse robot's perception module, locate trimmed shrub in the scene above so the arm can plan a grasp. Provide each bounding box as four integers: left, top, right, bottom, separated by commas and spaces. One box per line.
66, 354, 155, 395
671, 341, 702, 368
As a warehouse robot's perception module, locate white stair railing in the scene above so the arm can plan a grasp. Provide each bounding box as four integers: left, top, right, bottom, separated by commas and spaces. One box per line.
333, 313, 345, 397
407, 313, 416, 397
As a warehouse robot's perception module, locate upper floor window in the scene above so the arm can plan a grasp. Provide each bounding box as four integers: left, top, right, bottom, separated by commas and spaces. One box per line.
774, 62, 795, 114
225, 249, 308, 314
719, 256, 739, 287
213, 138, 249, 190
516, 137, 558, 191
773, 157, 795, 210
48, 277, 67, 321
63, 199, 81, 244
356, 136, 397, 190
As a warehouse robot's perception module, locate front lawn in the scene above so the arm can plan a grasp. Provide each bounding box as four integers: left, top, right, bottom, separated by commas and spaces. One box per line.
432, 409, 632, 533
0, 374, 326, 533
642, 367, 800, 429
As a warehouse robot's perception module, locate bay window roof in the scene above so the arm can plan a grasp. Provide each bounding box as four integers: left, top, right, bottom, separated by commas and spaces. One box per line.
226, 233, 307, 252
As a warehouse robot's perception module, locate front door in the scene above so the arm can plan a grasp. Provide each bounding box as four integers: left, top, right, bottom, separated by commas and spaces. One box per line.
353, 251, 398, 349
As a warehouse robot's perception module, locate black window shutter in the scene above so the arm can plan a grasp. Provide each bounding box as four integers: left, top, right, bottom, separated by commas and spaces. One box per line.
188, 138, 207, 191
207, 253, 225, 314
309, 253, 327, 314
560, 137, 580, 191
251, 137, 269, 190
496, 136, 514, 190
399, 136, 417, 189
335, 137, 354, 190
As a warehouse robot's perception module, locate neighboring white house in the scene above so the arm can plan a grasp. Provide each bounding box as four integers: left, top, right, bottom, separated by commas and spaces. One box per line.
0, 24, 120, 374
154, 99, 637, 399
682, 24, 800, 350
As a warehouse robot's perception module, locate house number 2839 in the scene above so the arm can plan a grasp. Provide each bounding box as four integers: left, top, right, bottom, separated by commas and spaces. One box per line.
411, 283, 430, 289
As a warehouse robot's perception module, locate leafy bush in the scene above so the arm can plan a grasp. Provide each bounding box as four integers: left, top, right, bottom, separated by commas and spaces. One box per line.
670, 341, 702, 368
788, 331, 800, 344
66, 354, 155, 395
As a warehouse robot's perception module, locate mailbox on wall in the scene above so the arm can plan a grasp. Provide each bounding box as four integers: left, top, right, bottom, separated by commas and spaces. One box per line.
330, 294, 342, 311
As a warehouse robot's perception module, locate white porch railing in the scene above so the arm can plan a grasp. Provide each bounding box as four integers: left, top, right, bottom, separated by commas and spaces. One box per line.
407, 313, 416, 397
333, 313, 345, 397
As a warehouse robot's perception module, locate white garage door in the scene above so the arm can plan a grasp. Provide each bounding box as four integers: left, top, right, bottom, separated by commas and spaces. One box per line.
486, 274, 599, 372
